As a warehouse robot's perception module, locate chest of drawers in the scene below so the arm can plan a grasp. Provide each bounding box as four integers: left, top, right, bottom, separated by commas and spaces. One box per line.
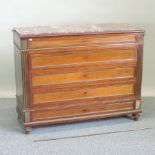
13, 24, 144, 134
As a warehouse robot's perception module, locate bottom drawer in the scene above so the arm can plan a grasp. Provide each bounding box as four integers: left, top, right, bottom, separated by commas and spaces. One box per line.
32, 101, 134, 121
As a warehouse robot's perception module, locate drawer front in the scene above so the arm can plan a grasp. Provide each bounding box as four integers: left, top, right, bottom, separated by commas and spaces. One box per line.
30, 48, 136, 68
32, 67, 134, 86
33, 84, 134, 104
28, 34, 136, 49
32, 101, 134, 121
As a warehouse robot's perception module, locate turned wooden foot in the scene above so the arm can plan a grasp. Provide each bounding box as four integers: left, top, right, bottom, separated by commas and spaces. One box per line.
132, 114, 140, 121
24, 126, 31, 134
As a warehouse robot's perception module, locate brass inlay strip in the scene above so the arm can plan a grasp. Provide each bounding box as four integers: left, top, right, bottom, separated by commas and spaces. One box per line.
136, 100, 141, 109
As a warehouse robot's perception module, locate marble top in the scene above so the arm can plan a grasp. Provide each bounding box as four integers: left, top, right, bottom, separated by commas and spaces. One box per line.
13, 23, 144, 38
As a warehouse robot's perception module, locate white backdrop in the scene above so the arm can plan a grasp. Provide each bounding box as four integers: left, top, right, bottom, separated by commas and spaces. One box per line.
0, 0, 154, 97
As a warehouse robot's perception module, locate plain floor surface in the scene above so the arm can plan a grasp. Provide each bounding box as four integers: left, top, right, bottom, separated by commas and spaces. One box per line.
0, 97, 155, 155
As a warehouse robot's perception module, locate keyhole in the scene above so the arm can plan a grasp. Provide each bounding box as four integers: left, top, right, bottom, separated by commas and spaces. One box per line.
83, 74, 88, 78
84, 91, 87, 95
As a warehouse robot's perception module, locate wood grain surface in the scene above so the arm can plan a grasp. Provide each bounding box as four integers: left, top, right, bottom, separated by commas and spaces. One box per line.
32, 67, 134, 85
33, 84, 134, 104
32, 101, 134, 120
31, 49, 135, 67
28, 34, 136, 49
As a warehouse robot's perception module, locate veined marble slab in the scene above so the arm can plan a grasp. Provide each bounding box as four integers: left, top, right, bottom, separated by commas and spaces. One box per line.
13, 23, 144, 38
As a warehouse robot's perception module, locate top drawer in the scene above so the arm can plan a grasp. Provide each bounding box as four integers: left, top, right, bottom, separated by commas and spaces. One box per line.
28, 34, 136, 49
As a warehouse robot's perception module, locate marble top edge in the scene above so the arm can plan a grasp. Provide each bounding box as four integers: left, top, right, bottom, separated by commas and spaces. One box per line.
13, 23, 145, 37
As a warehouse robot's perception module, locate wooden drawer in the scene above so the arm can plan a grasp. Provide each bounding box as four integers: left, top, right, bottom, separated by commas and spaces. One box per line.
30, 48, 136, 68
32, 84, 134, 104
31, 60, 137, 75
32, 67, 134, 86
28, 34, 136, 49
32, 101, 134, 121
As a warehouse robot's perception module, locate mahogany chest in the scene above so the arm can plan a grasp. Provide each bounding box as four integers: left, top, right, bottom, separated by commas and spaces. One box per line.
13, 24, 145, 134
